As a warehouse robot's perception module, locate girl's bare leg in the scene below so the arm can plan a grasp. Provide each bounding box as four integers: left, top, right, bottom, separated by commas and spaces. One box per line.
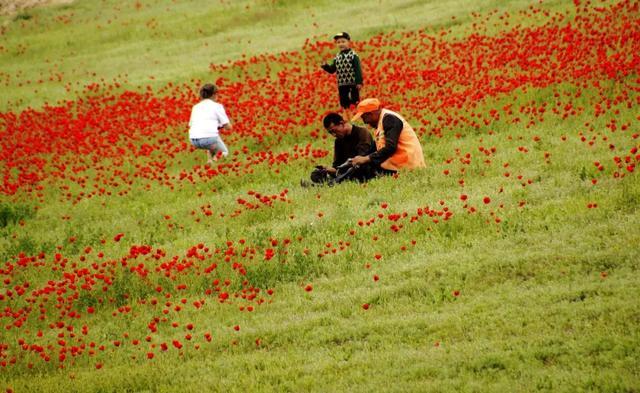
206, 150, 215, 165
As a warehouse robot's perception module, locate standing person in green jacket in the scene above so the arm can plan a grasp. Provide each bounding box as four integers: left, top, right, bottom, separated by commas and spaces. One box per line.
321, 32, 364, 110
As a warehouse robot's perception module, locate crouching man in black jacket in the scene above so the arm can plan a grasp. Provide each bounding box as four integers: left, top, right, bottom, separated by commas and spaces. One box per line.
307, 112, 376, 185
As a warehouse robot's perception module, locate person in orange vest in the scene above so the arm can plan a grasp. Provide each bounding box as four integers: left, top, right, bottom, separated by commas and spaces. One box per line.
349, 98, 426, 172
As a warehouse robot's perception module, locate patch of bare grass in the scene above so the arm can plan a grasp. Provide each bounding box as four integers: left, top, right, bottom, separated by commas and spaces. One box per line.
0, 0, 73, 17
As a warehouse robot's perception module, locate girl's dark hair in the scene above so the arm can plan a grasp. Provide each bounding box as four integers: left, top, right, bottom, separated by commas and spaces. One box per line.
200, 84, 218, 99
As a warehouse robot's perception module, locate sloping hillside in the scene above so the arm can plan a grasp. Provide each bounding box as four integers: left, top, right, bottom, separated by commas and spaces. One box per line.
0, 1, 638, 392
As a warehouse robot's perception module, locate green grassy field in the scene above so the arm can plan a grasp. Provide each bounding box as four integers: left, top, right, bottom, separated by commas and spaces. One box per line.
1, 0, 639, 392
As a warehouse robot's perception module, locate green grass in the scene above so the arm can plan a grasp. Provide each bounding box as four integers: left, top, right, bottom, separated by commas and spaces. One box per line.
2, 103, 638, 392
1, 0, 639, 392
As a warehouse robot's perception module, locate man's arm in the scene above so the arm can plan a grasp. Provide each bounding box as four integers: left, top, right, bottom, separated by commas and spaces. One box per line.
332, 140, 345, 169
367, 115, 402, 166
321, 141, 340, 175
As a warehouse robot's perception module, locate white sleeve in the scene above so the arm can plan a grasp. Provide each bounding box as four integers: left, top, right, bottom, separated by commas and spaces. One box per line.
217, 105, 230, 126
188, 107, 194, 127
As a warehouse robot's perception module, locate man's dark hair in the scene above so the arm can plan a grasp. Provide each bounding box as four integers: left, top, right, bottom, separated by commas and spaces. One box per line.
323, 112, 344, 130
200, 84, 218, 99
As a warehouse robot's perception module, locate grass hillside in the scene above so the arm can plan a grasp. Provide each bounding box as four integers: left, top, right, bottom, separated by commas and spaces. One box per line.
1, 0, 639, 392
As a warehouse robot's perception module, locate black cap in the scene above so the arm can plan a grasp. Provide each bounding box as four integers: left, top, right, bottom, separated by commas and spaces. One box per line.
333, 32, 351, 40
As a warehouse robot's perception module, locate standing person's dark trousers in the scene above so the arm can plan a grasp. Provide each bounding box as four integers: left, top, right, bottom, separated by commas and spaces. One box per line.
338, 85, 360, 109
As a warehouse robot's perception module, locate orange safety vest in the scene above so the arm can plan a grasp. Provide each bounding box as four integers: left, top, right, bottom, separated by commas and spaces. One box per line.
374, 109, 426, 171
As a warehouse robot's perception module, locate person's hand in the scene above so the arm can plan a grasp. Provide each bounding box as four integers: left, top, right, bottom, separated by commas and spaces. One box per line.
315, 165, 336, 174
356, 84, 362, 91
350, 155, 370, 166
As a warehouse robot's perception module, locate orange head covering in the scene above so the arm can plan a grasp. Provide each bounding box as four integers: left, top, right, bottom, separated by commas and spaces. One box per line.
351, 98, 381, 122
